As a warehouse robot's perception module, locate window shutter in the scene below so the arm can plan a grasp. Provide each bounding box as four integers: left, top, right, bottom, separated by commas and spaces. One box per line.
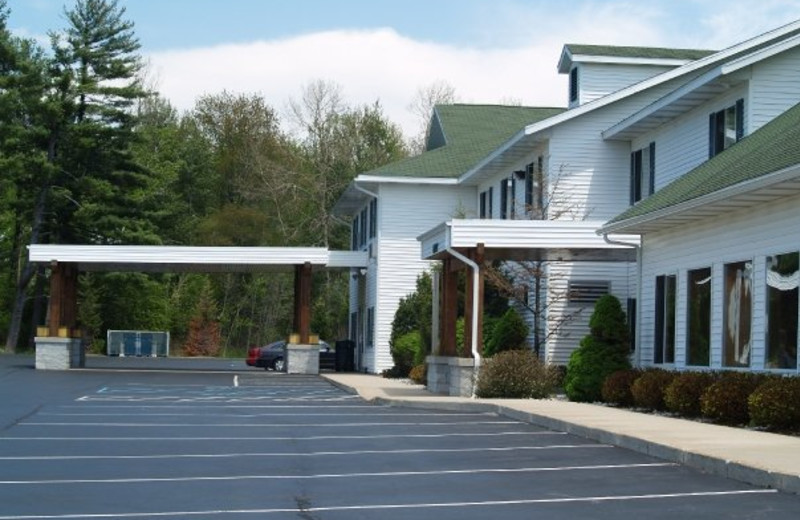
488, 187, 494, 218
648, 142, 656, 196
735, 98, 744, 141
510, 177, 517, 219
525, 163, 534, 208
629, 152, 636, 205
500, 180, 507, 219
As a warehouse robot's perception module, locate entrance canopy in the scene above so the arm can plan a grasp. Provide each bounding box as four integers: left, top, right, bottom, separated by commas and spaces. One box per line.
417, 219, 639, 262
28, 245, 367, 272
28, 245, 368, 359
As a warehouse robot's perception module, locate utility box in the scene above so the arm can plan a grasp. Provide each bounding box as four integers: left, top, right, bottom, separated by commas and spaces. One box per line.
107, 330, 170, 357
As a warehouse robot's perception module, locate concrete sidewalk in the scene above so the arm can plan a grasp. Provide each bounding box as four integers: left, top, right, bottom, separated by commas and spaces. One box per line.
322, 372, 800, 495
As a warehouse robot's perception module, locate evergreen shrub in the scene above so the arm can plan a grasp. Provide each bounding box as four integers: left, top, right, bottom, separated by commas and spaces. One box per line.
565, 295, 631, 402
387, 331, 421, 378
630, 369, 676, 411
748, 377, 800, 431
483, 308, 529, 357
664, 371, 718, 417
601, 369, 641, 407
476, 349, 561, 399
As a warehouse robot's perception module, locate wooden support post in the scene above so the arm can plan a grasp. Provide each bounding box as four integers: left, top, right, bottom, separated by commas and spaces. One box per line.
48, 262, 63, 337
440, 258, 458, 356
294, 262, 312, 344
475, 243, 485, 355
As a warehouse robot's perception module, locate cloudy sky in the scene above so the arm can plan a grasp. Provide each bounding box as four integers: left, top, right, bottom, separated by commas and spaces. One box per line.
9, 0, 800, 138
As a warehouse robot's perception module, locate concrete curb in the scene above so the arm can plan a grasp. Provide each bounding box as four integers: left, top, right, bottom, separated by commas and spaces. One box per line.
323, 376, 800, 495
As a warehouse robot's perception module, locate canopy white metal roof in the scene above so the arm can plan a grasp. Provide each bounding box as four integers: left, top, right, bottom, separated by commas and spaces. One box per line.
418, 219, 639, 262
28, 245, 368, 273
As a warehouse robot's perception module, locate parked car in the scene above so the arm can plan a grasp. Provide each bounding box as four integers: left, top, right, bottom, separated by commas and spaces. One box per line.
246, 340, 334, 371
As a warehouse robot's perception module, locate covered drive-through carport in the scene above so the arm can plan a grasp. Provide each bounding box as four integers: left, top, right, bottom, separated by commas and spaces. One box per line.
28, 245, 367, 372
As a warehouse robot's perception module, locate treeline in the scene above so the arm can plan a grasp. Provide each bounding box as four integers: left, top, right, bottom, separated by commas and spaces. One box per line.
0, 0, 407, 354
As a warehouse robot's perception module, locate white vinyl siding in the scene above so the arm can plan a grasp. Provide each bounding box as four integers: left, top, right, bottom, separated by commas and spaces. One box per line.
749, 45, 800, 132
577, 63, 677, 106
370, 183, 475, 373
638, 192, 800, 372
631, 85, 748, 190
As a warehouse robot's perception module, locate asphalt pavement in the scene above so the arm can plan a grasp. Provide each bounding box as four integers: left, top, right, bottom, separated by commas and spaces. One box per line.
1, 354, 799, 518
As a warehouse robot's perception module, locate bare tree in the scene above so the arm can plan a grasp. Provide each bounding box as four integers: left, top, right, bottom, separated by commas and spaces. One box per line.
484, 163, 589, 357
406, 80, 458, 155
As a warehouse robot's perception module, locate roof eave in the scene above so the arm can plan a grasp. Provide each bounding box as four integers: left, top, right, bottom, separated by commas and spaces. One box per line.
600, 162, 800, 235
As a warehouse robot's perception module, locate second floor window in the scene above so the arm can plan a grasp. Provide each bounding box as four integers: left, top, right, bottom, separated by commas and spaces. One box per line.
630, 142, 655, 205
709, 99, 744, 158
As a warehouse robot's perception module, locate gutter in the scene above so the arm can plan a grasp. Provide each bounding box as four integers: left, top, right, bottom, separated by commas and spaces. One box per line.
602, 233, 642, 367
445, 247, 482, 398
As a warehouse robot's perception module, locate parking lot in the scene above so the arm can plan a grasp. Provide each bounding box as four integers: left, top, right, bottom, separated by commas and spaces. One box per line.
1, 359, 799, 518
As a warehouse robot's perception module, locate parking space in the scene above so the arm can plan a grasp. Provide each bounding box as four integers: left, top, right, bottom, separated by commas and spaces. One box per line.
0, 367, 799, 519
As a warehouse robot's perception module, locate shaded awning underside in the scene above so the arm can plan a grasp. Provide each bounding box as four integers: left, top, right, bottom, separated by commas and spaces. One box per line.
28, 245, 368, 273
418, 219, 639, 262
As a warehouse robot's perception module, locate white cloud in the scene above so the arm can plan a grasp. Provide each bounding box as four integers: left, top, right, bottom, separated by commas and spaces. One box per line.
146, 4, 800, 140
147, 28, 569, 139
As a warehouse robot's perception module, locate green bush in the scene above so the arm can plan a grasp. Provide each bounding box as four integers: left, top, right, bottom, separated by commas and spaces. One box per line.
664, 371, 718, 417
483, 308, 529, 357
565, 295, 631, 402
601, 369, 641, 407
387, 331, 421, 378
476, 349, 561, 399
748, 377, 800, 431
408, 364, 427, 385
631, 369, 676, 411
700, 372, 768, 425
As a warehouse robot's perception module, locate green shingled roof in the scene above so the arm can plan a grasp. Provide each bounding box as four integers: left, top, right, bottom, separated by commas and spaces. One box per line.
565, 44, 717, 61
606, 100, 800, 228
365, 105, 565, 179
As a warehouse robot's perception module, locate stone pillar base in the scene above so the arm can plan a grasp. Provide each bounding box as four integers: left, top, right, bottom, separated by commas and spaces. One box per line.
286, 343, 319, 374
448, 357, 475, 397
426, 356, 475, 397
35, 337, 84, 370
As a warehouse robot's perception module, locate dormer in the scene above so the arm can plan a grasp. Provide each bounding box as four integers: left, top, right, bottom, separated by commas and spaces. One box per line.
558, 44, 716, 109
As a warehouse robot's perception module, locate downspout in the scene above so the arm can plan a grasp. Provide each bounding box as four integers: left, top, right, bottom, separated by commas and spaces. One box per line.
602, 233, 642, 367
445, 247, 481, 398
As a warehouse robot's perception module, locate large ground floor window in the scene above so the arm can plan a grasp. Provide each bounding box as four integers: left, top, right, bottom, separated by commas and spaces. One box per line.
723, 261, 752, 367
766, 252, 799, 369
687, 267, 711, 366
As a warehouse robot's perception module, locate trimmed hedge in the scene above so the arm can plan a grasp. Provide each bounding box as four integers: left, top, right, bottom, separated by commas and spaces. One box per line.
664, 371, 718, 417
476, 349, 561, 399
631, 369, 676, 411
700, 372, 768, 425
601, 369, 641, 407
748, 377, 800, 431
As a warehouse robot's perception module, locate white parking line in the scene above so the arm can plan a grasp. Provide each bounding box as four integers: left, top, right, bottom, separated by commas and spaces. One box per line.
0, 431, 566, 441
0, 489, 775, 519
17, 420, 518, 427
0, 462, 675, 485
0, 444, 610, 461
39, 412, 491, 418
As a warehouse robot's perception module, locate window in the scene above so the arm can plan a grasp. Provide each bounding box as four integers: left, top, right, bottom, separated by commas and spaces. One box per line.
366, 307, 375, 349
654, 275, 676, 364
568, 281, 610, 305
500, 179, 509, 219
709, 99, 744, 158
569, 67, 578, 103
687, 267, 711, 366
524, 160, 545, 219
630, 142, 655, 205
723, 261, 752, 367
766, 252, 798, 369
351, 218, 359, 251
479, 191, 487, 218
359, 208, 367, 248
368, 199, 377, 239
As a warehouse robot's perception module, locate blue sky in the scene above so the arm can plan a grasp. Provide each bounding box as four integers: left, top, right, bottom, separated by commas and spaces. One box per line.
8, 0, 800, 136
